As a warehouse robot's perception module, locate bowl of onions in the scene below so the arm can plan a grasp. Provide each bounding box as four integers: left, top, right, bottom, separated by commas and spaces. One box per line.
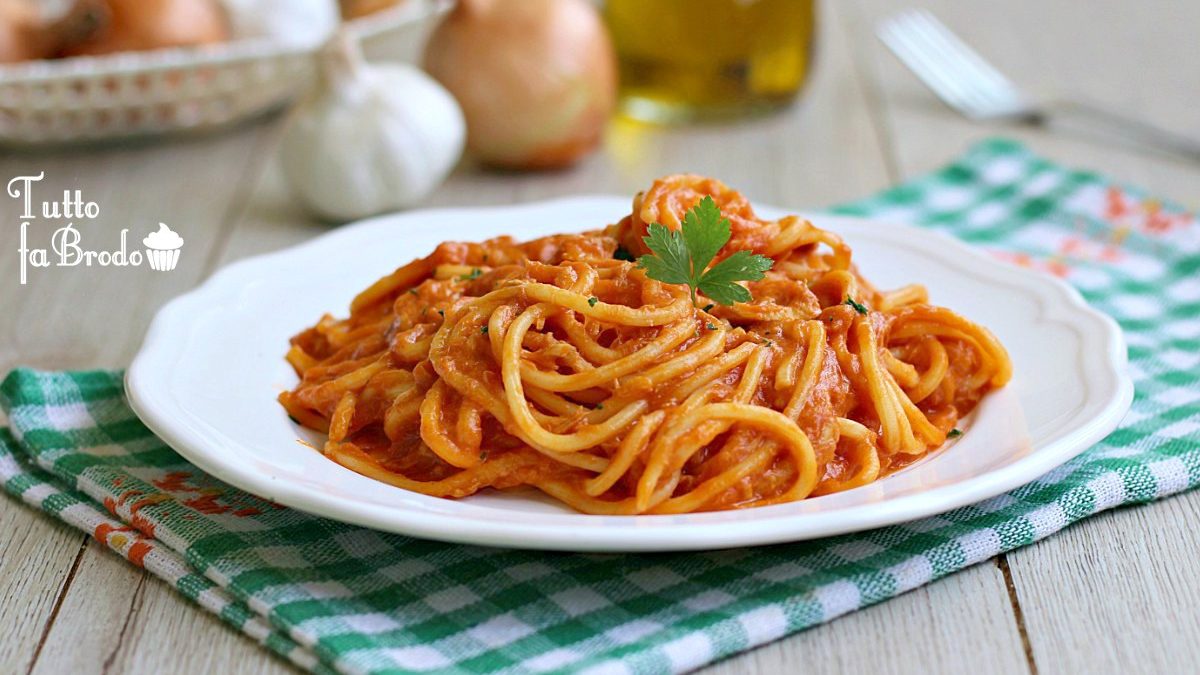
0, 0, 447, 143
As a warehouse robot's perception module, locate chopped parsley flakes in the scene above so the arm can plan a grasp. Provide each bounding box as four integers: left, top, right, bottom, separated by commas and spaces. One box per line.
844, 297, 869, 315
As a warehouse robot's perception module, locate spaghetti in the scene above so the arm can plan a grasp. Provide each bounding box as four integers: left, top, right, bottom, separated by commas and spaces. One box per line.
280, 175, 1011, 514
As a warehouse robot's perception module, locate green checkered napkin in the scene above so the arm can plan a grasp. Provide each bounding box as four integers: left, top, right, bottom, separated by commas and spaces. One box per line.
2, 139, 1198, 675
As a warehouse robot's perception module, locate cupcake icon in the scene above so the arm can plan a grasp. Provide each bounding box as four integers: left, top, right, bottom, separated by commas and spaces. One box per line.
143, 223, 184, 272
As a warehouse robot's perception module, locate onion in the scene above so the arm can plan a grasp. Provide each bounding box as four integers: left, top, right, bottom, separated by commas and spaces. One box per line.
422, 0, 617, 170
60, 0, 229, 58
0, 0, 49, 63
0, 0, 107, 63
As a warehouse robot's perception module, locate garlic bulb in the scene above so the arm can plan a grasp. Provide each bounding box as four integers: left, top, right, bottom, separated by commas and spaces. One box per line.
279, 33, 465, 222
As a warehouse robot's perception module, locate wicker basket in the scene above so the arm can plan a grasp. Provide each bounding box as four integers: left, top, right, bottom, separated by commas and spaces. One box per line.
0, 0, 445, 144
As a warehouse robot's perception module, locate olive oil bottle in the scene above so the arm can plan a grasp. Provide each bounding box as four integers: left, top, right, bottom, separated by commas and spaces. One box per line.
604, 0, 816, 122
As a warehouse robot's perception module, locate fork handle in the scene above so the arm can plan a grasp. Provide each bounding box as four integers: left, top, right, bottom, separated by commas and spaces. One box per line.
1045, 99, 1200, 164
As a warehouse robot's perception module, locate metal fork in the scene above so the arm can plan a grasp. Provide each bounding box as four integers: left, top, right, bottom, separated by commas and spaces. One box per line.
877, 9, 1200, 163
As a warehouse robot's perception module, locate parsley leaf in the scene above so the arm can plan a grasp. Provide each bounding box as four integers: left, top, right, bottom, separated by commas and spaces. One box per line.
587, 296, 598, 307
680, 196, 728, 276
947, 428, 963, 439
636, 196, 773, 306
844, 297, 869, 315
639, 223, 691, 285
699, 250, 773, 305
459, 268, 482, 281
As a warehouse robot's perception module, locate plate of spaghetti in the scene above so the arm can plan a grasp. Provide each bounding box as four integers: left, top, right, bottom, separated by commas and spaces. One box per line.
128, 175, 1131, 551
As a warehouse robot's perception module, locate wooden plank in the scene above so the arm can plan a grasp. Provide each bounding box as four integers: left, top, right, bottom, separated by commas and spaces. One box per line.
32, 541, 292, 675
0, 503, 83, 675
0, 121, 280, 673
1009, 493, 1200, 674
0, 123, 280, 371
30, 540, 145, 675
845, 1, 1200, 673
707, 563, 1029, 675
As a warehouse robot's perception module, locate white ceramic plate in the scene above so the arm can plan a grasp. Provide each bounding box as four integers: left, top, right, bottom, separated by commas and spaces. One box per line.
127, 197, 1132, 552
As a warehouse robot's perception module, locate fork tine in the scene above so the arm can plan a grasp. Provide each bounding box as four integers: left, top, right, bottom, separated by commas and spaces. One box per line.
905, 10, 1024, 108
898, 12, 1013, 115
877, 15, 984, 116
878, 9, 1032, 119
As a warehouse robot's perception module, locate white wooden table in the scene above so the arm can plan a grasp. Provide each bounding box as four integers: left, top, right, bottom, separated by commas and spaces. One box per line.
2, 2, 1197, 673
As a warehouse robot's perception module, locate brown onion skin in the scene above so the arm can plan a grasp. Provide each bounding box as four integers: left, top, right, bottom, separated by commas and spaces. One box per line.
422, 0, 617, 171
0, 0, 50, 63
60, 0, 228, 58
0, 0, 110, 63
